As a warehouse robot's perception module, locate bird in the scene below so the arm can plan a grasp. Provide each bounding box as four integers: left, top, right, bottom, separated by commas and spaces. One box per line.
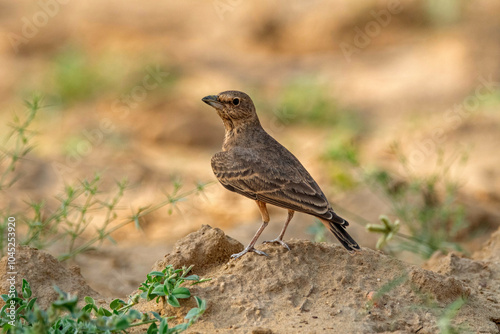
202, 90, 360, 259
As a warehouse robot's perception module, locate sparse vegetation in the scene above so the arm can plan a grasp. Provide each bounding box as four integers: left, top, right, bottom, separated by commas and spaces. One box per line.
0, 96, 40, 192
320, 133, 468, 259
437, 297, 469, 334
364, 144, 468, 258
0, 97, 212, 260
21, 172, 211, 262
269, 79, 360, 128
364, 272, 471, 332
50, 47, 111, 106
0, 96, 41, 257
0, 267, 207, 333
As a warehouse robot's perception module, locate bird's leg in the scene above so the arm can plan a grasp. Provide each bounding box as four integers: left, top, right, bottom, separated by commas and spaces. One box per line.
231, 201, 270, 259
263, 210, 294, 250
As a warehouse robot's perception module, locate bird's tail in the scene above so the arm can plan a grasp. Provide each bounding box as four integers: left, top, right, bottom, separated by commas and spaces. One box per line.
320, 216, 361, 253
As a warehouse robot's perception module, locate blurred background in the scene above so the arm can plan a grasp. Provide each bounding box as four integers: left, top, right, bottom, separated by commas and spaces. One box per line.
1, 0, 499, 297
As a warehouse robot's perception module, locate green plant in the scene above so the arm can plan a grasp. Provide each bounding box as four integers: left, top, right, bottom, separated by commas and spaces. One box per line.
437, 297, 469, 334
46, 46, 181, 107
365, 273, 408, 310
1, 268, 208, 333
0, 96, 41, 257
323, 140, 360, 190
49, 47, 110, 106
363, 144, 468, 258
271, 79, 360, 127
324, 136, 468, 259
319, 108, 362, 191
138, 265, 210, 308
366, 215, 400, 249
0, 97, 213, 261
18, 173, 211, 261
364, 273, 471, 332
0, 96, 40, 191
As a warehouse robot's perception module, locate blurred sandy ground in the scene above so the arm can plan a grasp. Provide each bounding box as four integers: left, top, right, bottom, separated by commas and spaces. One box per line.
1, 0, 500, 296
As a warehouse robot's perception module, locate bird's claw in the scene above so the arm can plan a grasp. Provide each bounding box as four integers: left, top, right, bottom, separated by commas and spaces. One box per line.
262, 238, 290, 251
231, 247, 268, 259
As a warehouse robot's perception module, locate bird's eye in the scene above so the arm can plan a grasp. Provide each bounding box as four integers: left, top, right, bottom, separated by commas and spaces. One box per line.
232, 98, 240, 106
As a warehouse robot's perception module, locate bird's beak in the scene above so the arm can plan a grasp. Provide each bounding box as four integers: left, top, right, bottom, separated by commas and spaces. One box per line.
202, 95, 224, 109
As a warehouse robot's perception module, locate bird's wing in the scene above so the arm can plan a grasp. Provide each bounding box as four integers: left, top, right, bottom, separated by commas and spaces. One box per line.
211, 149, 338, 221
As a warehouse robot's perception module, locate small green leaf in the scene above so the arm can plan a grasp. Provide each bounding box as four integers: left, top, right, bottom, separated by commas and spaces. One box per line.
82, 304, 95, 313
171, 323, 189, 332
110, 298, 126, 310
199, 298, 206, 310
172, 287, 191, 299
53, 285, 67, 298
164, 283, 171, 296
1, 324, 13, 331
27, 298, 37, 310
115, 317, 130, 330
147, 284, 156, 299
151, 311, 162, 321
149, 271, 166, 277
22, 279, 31, 298
185, 307, 200, 320
376, 235, 388, 249
152, 285, 166, 296
183, 275, 200, 281
128, 309, 142, 320
167, 294, 180, 307
97, 306, 112, 316
147, 322, 158, 334
53, 296, 78, 309
366, 224, 387, 233
84, 296, 95, 305
159, 318, 169, 334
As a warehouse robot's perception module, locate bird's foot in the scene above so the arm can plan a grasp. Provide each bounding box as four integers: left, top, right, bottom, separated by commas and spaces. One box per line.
231, 246, 268, 260
262, 238, 290, 251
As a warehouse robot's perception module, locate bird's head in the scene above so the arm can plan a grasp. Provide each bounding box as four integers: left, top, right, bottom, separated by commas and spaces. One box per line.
202, 91, 260, 130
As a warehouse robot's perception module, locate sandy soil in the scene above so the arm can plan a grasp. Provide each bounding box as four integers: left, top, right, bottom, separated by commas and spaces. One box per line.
2, 225, 499, 333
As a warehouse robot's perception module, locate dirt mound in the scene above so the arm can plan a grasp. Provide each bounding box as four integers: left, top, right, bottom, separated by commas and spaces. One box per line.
473, 227, 500, 264
146, 225, 500, 333
0, 246, 101, 309
153, 225, 243, 276
1, 228, 499, 333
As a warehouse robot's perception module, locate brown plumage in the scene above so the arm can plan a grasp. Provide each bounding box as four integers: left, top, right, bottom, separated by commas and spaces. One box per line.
202, 90, 360, 259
